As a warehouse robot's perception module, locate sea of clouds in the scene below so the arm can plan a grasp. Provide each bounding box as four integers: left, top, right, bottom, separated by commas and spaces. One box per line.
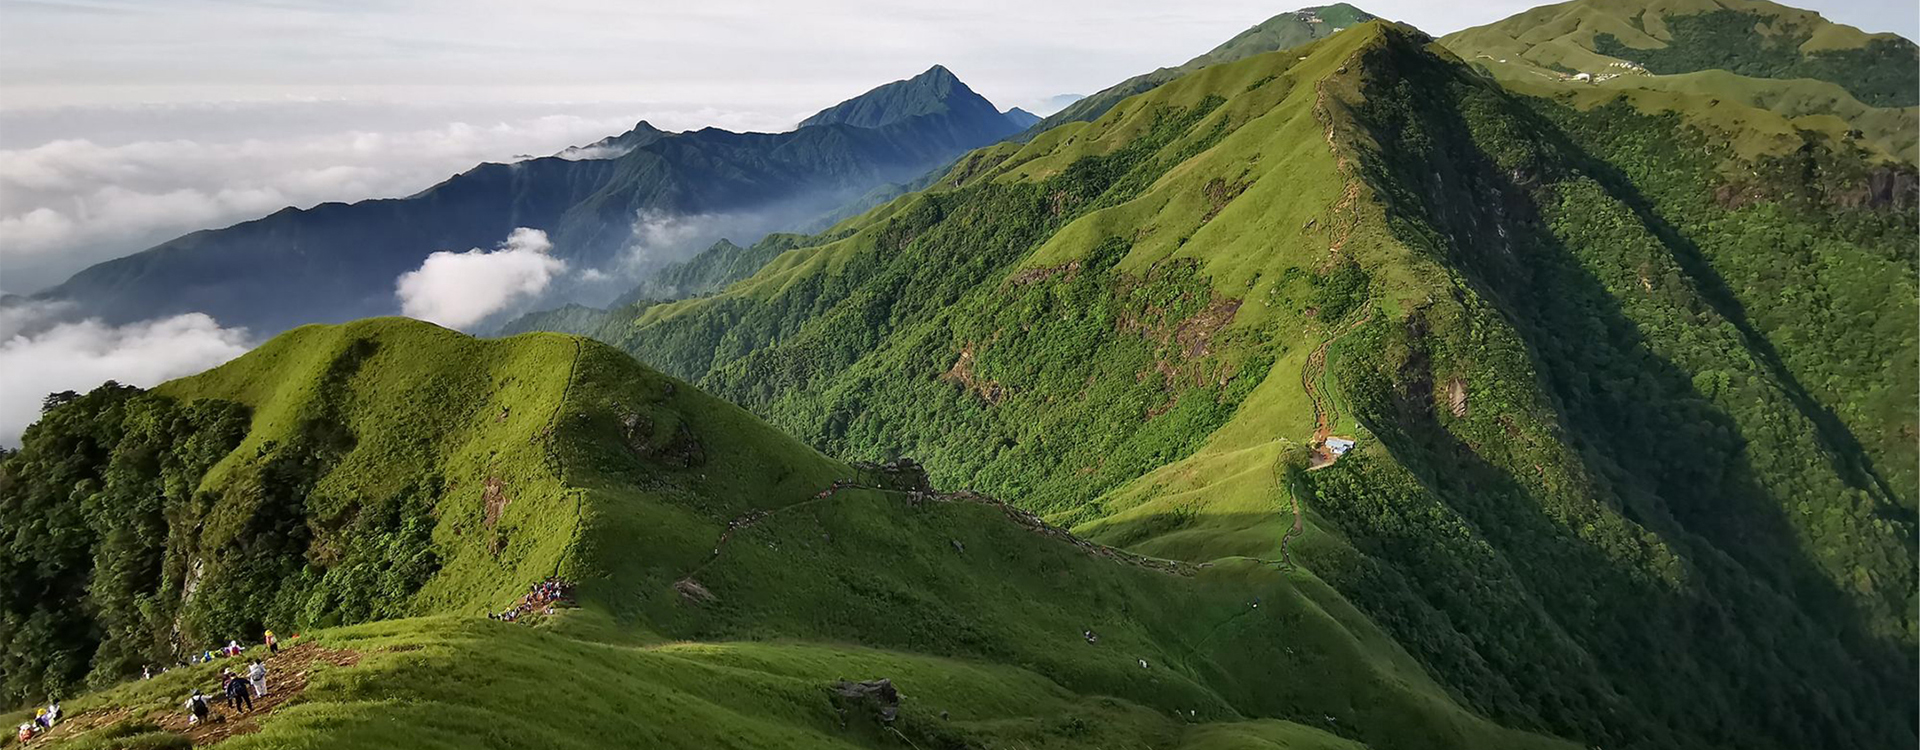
0, 100, 786, 445
0, 99, 811, 295
0, 301, 252, 446
0, 107, 644, 294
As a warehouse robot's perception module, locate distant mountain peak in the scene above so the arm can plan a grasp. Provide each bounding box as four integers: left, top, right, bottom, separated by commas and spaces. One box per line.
1024, 4, 1376, 133
799, 64, 1004, 130
554, 120, 672, 160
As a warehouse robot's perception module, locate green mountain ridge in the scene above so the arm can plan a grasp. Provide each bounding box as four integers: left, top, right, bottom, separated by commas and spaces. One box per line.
4, 4, 1916, 749
512, 16, 1915, 750
1440, 0, 1918, 104
1, 317, 1575, 750
1025, 4, 1376, 135
1440, 0, 1920, 161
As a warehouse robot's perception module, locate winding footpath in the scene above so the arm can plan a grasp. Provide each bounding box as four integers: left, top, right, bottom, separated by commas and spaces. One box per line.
1280, 302, 1374, 570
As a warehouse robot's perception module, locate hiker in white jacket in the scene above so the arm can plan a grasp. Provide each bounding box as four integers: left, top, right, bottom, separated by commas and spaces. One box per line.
247, 660, 269, 697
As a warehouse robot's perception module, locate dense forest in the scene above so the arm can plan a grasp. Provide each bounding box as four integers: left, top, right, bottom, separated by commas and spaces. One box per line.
0, 379, 445, 704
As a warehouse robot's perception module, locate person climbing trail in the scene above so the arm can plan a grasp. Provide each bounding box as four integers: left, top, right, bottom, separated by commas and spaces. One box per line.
248, 659, 269, 697
224, 669, 253, 712
185, 690, 212, 726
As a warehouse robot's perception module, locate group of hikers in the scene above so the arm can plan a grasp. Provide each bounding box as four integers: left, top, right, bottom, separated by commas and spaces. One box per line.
13, 701, 60, 743
488, 577, 575, 622
183, 659, 270, 726
179, 630, 286, 726
16, 630, 291, 743
138, 630, 282, 680
183, 630, 282, 667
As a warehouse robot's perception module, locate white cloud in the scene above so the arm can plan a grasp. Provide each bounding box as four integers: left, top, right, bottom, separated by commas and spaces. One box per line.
0, 207, 76, 251
0, 112, 646, 293
0, 303, 252, 447
396, 227, 566, 330
553, 143, 636, 161
623, 209, 727, 271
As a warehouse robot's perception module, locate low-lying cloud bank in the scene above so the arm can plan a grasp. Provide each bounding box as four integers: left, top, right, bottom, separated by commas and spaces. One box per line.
0, 110, 641, 294
396, 228, 566, 331
0, 302, 252, 447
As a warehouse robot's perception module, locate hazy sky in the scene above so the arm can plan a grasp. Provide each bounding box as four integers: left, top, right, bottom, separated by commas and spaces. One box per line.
4, 0, 1913, 113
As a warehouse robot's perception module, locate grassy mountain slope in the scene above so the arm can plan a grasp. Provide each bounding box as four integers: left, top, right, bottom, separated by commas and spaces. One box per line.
1440, 0, 1920, 161
0, 318, 834, 702
35, 68, 1022, 336
518, 18, 1914, 750
1559, 70, 1918, 160
3, 318, 1577, 750
1440, 0, 1918, 104
1025, 4, 1375, 135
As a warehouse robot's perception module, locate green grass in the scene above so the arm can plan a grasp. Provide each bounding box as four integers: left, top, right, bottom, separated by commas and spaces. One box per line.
18, 494, 1574, 748
502, 17, 1914, 750
155, 319, 590, 616
16, 486, 1573, 750
12, 9, 1914, 750
6, 315, 1575, 750
1030, 4, 1375, 134
1440, 0, 1919, 160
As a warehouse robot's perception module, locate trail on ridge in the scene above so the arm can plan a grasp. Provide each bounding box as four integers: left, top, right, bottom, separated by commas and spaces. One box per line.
1277, 66, 1375, 570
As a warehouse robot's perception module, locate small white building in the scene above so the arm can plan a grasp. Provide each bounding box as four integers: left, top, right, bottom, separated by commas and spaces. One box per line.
1326, 438, 1357, 456
1573, 72, 1592, 82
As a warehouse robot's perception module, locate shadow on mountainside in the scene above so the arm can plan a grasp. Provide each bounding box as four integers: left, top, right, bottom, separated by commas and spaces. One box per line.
1301, 29, 1914, 750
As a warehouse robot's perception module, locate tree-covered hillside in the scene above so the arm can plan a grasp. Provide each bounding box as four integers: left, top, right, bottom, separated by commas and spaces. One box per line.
518, 19, 1915, 750
5, 4, 1913, 750
3, 319, 1579, 750
0, 318, 845, 704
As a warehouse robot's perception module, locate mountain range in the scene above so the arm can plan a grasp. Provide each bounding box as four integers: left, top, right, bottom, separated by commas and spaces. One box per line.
28, 65, 1027, 336
3, 2, 1915, 749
